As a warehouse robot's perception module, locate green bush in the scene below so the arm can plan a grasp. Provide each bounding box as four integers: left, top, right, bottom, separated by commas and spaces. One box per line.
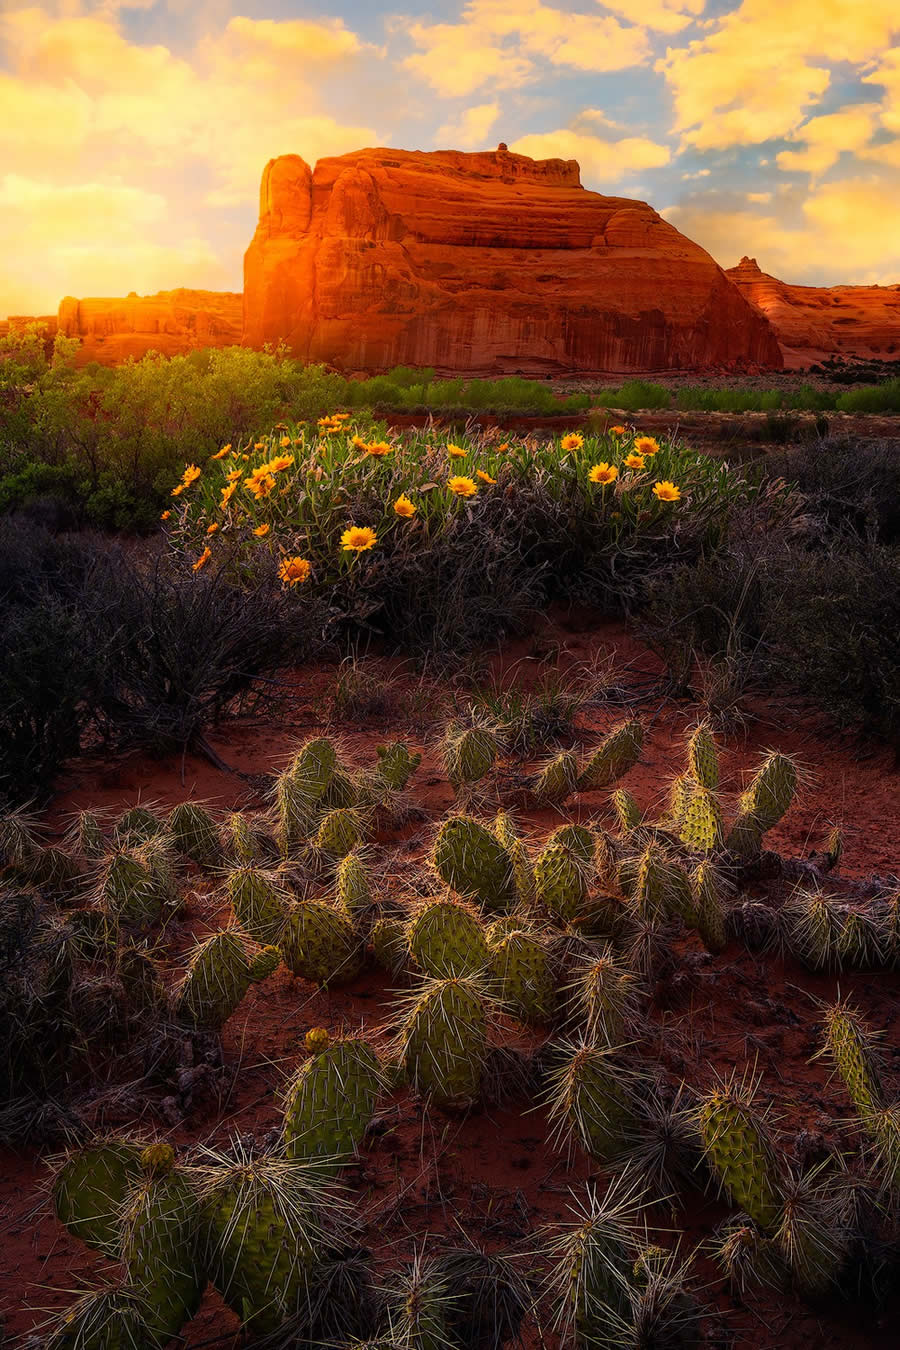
835, 377, 900, 413
594, 380, 671, 410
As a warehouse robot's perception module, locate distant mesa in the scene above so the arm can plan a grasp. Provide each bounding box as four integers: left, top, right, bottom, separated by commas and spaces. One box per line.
726, 256, 900, 370
2, 146, 898, 372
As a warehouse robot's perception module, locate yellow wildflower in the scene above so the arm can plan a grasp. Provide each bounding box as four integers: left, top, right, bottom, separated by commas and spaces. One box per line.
366, 441, 392, 457
268, 455, 294, 473
206, 522, 219, 535
280, 436, 291, 449
448, 444, 467, 459
220, 482, 237, 507
226, 468, 243, 483
171, 483, 185, 497
192, 546, 211, 572
561, 433, 584, 450
496, 442, 509, 453
253, 523, 270, 537
160, 510, 171, 520
341, 525, 378, 552
448, 475, 478, 498
634, 436, 660, 456
610, 425, 627, 435
653, 481, 681, 502
476, 470, 497, 484
275, 422, 288, 430
181, 464, 201, 487
210, 445, 231, 460
588, 463, 618, 485
393, 493, 417, 518
333, 412, 351, 420
253, 441, 265, 450
279, 556, 312, 585
623, 453, 646, 470
351, 434, 368, 449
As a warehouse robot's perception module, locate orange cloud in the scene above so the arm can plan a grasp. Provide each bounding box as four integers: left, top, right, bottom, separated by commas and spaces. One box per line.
436, 102, 501, 149
775, 104, 882, 177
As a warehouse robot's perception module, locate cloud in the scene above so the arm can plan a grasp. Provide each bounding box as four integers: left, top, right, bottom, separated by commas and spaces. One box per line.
599, 0, 706, 35
775, 103, 881, 177
661, 171, 900, 282
0, 173, 224, 313
0, 6, 382, 309
436, 102, 501, 148
404, 0, 652, 96
510, 117, 671, 185
655, 0, 900, 151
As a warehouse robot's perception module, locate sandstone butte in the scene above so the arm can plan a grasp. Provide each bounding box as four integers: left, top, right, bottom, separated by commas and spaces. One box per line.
53, 290, 242, 366
726, 256, 900, 370
242, 146, 783, 375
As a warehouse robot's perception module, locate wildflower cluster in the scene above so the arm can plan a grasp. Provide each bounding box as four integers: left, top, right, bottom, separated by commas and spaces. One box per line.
165, 415, 731, 586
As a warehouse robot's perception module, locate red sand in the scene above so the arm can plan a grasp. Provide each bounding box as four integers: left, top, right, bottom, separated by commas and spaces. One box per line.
2, 615, 898, 1349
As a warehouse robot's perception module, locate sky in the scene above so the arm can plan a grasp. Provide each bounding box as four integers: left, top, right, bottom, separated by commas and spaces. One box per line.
2, 0, 900, 316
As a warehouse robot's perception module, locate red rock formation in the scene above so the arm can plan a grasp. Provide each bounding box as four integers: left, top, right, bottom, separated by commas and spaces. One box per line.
244, 146, 783, 375
0, 314, 57, 343
56, 289, 242, 367
726, 257, 900, 369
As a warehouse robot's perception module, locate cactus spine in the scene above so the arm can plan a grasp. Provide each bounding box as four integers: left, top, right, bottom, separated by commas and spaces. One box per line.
397, 976, 489, 1108
431, 816, 517, 912
697, 1077, 784, 1230
283, 1037, 383, 1166
577, 720, 643, 792
407, 899, 490, 978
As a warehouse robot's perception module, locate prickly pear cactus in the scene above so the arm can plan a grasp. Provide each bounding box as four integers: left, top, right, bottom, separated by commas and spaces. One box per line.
442, 725, 499, 789
407, 899, 490, 978
570, 951, 634, 1046
167, 802, 220, 867
783, 890, 841, 970
248, 945, 280, 983
227, 865, 288, 945
376, 742, 422, 791
678, 786, 725, 854
549, 1181, 638, 1343
336, 847, 372, 919
314, 807, 365, 860
280, 899, 362, 986
822, 1002, 884, 1118
283, 1037, 383, 1165
611, 789, 642, 833
290, 737, 339, 800
223, 811, 273, 864
547, 1043, 635, 1162
173, 930, 256, 1030
98, 849, 159, 927
577, 720, 643, 792
697, 1080, 784, 1230
431, 816, 517, 912
120, 1149, 203, 1345
113, 806, 165, 849
52, 1139, 144, 1258
691, 862, 727, 954
532, 750, 579, 804
687, 724, 720, 791
490, 930, 556, 1024
492, 811, 535, 906
41, 1284, 151, 1350
726, 752, 798, 856
73, 811, 107, 861
398, 977, 489, 1108
198, 1150, 333, 1333
387, 1257, 454, 1350
371, 914, 408, 974
534, 839, 589, 924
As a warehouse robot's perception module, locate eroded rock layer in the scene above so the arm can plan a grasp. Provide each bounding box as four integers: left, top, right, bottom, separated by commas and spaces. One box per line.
726, 257, 900, 369
243, 146, 784, 374
56, 290, 243, 366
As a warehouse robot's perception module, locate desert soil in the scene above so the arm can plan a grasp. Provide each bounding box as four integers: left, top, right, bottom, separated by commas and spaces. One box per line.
1, 613, 898, 1349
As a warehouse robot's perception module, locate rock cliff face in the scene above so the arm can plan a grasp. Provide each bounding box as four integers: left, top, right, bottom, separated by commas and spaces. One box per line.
726, 257, 900, 369
243, 146, 784, 374
0, 314, 58, 342
56, 290, 242, 366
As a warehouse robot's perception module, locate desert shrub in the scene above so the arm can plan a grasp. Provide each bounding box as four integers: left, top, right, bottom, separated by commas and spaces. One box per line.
763, 435, 900, 544
639, 519, 900, 747
764, 540, 900, 747
84, 546, 326, 756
